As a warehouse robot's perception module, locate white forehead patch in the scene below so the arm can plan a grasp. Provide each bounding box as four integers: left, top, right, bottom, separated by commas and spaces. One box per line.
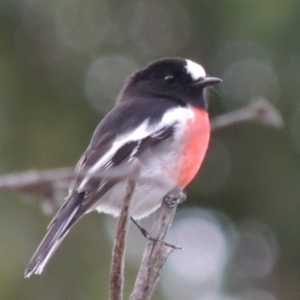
185, 59, 206, 81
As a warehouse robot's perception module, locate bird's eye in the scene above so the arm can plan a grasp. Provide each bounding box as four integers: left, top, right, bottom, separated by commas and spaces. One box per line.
164, 74, 177, 85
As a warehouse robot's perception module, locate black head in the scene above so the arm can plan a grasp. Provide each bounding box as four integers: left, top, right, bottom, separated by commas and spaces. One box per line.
119, 57, 222, 110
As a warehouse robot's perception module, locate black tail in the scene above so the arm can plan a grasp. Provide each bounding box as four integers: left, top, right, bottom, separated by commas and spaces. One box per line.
24, 192, 84, 277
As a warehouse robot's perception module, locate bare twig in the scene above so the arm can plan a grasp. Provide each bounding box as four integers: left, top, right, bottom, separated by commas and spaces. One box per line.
109, 179, 134, 300
0, 165, 140, 192
0, 167, 169, 195
109, 159, 140, 300
0, 163, 144, 213
211, 97, 284, 130
129, 189, 184, 300
0, 168, 72, 192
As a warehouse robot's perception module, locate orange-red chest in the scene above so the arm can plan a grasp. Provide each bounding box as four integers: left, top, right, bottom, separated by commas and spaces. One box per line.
176, 107, 210, 188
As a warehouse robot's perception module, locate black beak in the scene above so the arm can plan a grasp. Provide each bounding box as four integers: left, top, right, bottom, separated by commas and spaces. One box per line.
195, 77, 222, 88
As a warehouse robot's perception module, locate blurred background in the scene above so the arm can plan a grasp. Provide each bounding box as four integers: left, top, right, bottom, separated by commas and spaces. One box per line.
0, 0, 299, 299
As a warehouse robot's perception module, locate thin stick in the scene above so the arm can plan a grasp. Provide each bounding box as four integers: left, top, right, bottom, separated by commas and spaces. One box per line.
0, 165, 137, 191
129, 189, 184, 300
109, 160, 140, 300
211, 97, 284, 130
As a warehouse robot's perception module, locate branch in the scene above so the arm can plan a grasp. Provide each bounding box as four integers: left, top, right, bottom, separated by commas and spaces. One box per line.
211, 97, 284, 130
109, 159, 140, 300
129, 189, 184, 300
0, 165, 142, 192
0, 164, 144, 213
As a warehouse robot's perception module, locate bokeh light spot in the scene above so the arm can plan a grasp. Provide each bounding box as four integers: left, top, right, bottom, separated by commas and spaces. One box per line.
130, 0, 190, 56
229, 220, 278, 281
215, 41, 272, 71
161, 208, 232, 300
54, 0, 111, 51
220, 59, 279, 109
168, 212, 229, 282
85, 55, 139, 114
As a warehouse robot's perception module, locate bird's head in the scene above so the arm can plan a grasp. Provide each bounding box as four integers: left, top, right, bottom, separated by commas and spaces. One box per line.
120, 57, 222, 110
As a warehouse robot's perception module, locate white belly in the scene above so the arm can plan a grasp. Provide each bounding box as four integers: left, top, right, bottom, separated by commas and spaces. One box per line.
93, 149, 178, 219
95, 179, 174, 219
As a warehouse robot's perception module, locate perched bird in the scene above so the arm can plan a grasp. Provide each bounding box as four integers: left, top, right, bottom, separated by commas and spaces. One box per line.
24, 57, 221, 277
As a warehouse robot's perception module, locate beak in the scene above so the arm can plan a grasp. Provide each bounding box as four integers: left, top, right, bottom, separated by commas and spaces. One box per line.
195, 77, 222, 88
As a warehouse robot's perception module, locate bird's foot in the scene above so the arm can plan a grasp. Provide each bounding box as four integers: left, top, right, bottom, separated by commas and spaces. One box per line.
164, 188, 186, 208
130, 217, 182, 250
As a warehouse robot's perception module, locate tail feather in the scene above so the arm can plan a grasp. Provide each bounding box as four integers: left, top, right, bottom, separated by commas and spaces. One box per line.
24, 193, 84, 278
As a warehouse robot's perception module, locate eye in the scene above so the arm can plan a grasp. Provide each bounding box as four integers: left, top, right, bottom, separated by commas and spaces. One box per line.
164, 74, 177, 85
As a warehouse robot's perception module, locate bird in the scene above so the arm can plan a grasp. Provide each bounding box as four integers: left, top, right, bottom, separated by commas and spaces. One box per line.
24, 57, 222, 277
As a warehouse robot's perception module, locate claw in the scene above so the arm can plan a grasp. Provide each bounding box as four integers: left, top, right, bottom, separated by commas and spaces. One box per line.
164, 188, 186, 207
130, 217, 182, 250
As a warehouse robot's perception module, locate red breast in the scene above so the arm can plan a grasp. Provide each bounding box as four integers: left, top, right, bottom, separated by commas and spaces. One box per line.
176, 107, 210, 188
